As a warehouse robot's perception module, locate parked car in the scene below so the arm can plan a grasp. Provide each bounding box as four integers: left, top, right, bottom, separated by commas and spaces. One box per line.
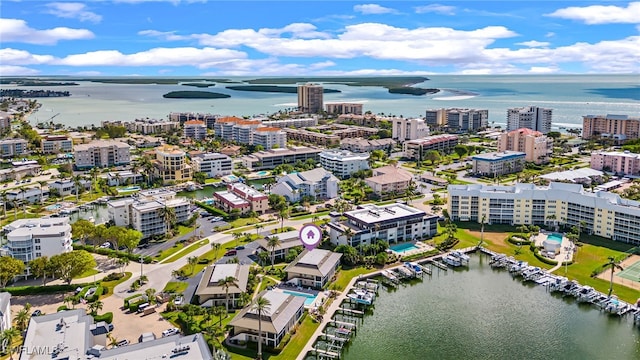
116, 339, 129, 347
173, 295, 183, 306
235, 246, 245, 250
32, 310, 42, 317
100, 242, 112, 249
224, 250, 237, 256
162, 328, 180, 337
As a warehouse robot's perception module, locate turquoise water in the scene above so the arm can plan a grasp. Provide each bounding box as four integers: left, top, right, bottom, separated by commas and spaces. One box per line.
390, 243, 419, 253
282, 290, 316, 306
256, 171, 270, 176
547, 233, 563, 243
118, 186, 141, 192
337, 254, 640, 360
45, 204, 61, 211
23, 75, 639, 128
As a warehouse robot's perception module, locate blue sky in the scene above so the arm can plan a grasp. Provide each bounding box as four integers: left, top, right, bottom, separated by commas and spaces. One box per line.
1, 1, 639, 76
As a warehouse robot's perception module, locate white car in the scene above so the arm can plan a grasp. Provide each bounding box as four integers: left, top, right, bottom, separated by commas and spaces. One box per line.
100, 242, 112, 249
162, 328, 180, 337
173, 296, 183, 306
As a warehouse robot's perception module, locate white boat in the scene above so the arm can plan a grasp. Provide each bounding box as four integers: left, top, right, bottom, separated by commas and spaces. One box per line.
548, 277, 569, 292
381, 269, 399, 283
404, 262, 423, 276
347, 289, 374, 305
443, 255, 462, 267
450, 250, 470, 262
522, 267, 543, 281
604, 296, 630, 315
509, 260, 528, 274
395, 266, 415, 278
576, 287, 598, 303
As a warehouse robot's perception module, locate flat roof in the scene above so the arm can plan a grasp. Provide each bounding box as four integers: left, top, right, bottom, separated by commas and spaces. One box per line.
319, 150, 369, 161
214, 191, 250, 206
346, 203, 426, 224
472, 151, 526, 161
4, 217, 70, 232
74, 140, 129, 150
97, 334, 212, 360
20, 309, 93, 360
540, 168, 603, 181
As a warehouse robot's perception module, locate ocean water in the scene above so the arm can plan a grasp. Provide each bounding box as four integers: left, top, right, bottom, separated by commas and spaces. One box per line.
11, 74, 640, 129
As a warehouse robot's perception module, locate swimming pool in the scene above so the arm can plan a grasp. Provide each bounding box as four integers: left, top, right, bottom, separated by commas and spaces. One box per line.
390, 243, 419, 253
256, 170, 270, 176
547, 233, 563, 243
118, 186, 141, 192
282, 290, 317, 306
46, 204, 61, 211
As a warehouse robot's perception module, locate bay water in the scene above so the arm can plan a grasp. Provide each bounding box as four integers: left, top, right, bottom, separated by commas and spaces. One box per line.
337, 254, 640, 360
14, 74, 639, 130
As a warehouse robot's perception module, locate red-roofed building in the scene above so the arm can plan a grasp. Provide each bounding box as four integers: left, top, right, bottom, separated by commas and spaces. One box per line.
498, 128, 552, 164
213, 182, 269, 214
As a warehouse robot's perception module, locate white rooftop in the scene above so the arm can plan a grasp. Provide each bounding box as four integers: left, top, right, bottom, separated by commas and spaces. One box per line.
209, 263, 239, 284
97, 334, 213, 360
540, 168, 604, 181
4, 217, 70, 233
21, 309, 93, 360
346, 203, 426, 224
215, 190, 249, 206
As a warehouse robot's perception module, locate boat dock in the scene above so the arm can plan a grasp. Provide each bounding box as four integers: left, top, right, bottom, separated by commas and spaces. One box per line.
428, 259, 448, 271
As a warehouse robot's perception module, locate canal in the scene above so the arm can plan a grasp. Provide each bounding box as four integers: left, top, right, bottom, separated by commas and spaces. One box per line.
337, 254, 640, 360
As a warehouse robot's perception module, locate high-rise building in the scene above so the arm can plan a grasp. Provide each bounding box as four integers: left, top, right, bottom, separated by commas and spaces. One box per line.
498, 128, 553, 164
153, 145, 192, 183
325, 103, 363, 115
446, 108, 489, 133
183, 120, 207, 140
319, 150, 370, 179
391, 118, 430, 141
507, 106, 553, 134
582, 114, 640, 144
297, 83, 324, 113
252, 127, 286, 150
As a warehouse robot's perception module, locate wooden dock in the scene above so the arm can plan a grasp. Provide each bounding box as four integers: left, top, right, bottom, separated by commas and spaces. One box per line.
331, 319, 357, 329
337, 307, 364, 317
429, 259, 448, 271
311, 348, 341, 359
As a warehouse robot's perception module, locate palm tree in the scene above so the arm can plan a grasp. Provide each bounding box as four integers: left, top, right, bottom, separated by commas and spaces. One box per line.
343, 227, 354, 247
107, 334, 119, 348
0, 191, 7, 219
14, 308, 29, 332
88, 300, 103, 315
73, 175, 83, 203
255, 223, 264, 235
232, 232, 241, 247
1, 328, 20, 359
211, 305, 227, 326
546, 214, 557, 231
603, 256, 624, 297
187, 256, 198, 275
219, 276, 238, 312
211, 243, 221, 259
37, 180, 47, 205
278, 206, 289, 232
158, 206, 177, 235
266, 235, 282, 269
11, 198, 19, 220
252, 295, 272, 360
145, 288, 157, 304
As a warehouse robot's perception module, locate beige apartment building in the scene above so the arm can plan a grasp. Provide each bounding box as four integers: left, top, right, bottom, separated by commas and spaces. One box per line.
326, 102, 363, 115
73, 140, 130, 169
153, 145, 192, 183
582, 114, 640, 144
41, 135, 73, 154
498, 128, 552, 164
590, 150, 640, 175
297, 83, 324, 113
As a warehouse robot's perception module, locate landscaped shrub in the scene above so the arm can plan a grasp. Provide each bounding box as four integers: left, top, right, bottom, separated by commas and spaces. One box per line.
73, 244, 153, 263
507, 235, 532, 246
57, 305, 69, 312
194, 201, 229, 218
94, 312, 113, 324
102, 272, 125, 282
0, 283, 90, 296
124, 293, 146, 308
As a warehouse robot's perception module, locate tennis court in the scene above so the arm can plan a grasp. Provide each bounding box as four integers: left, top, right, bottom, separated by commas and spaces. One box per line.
617, 259, 640, 281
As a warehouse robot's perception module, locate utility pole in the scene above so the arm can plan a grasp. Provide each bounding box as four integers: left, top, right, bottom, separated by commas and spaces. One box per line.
140, 255, 144, 278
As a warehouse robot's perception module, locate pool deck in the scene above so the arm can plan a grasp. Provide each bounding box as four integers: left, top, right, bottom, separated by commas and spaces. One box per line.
533, 231, 575, 269
390, 241, 435, 257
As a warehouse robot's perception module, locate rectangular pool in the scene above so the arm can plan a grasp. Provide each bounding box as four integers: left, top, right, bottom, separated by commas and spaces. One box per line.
281, 290, 316, 306
547, 233, 563, 243
390, 243, 419, 254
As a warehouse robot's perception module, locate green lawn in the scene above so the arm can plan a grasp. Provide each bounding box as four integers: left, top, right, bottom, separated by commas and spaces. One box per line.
163, 239, 210, 263
257, 277, 277, 293
205, 178, 223, 184
229, 217, 261, 228
330, 267, 377, 291
100, 272, 132, 299
154, 243, 186, 262
176, 225, 195, 237
179, 240, 236, 276
73, 268, 100, 279
290, 211, 329, 220
163, 281, 189, 294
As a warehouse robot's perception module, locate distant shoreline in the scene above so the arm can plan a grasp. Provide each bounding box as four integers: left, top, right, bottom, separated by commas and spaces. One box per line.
162, 91, 230, 99
226, 85, 341, 94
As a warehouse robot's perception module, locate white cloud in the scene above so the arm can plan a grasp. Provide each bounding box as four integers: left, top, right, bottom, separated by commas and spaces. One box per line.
528, 66, 559, 74
45, 2, 102, 23
56, 47, 247, 68
415, 4, 455, 15
516, 40, 550, 48
0, 48, 56, 64
0, 65, 40, 76
545, 32, 556, 38
138, 30, 189, 41
547, 2, 640, 24
354, 4, 396, 15
0, 18, 94, 45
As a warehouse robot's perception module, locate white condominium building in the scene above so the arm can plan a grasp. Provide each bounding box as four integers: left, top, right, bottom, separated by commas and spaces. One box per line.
3, 217, 72, 263
319, 150, 370, 179
472, 151, 526, 177
191, 152, 232, 178
183, 120, 207, 140
392, 118, 430, 141
507, 106, 553, 134
252, 127, 286, 150
326, 103, 364, 115
0, 139, 28, 158
262, 117, 318, 128
40, 135, 73, 154
328, 203, 438, 247
108, 189, 190, 239
448, 182, 640, 245
270, 167, 339, 202
74, 140, 131, 169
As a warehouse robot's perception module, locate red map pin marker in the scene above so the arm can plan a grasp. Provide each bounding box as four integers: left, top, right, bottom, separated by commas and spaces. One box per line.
299, 223, 322, 251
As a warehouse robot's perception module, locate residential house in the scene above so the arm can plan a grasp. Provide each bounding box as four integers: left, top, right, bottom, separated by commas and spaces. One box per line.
194, 264, 250, 307
270, 168, 339, 202
364, 165, 413, 196
284, 249, 342, 289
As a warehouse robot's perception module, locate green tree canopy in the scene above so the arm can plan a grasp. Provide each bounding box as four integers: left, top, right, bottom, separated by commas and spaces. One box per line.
71, 219, 95, 245
121, 229, 143, 254
0, 256, 25, 288
49, 250, 97, 284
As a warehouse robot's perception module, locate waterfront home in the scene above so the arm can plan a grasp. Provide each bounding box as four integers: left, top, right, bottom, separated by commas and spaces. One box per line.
255, 230, 302, 261
448, 182, 640, 245
49, 178, 91, 197
194, 264, 250, 307
106, 170, 144, 186
191, 152, 232, 178
0, 292, 10, 332
153, 145, 192, 184
328, 203, 438, 247
3, 217, 72, 264
6, 186, 48, 204
284, 249, 342, 289
229, 290, 305, 348
270, 167, 339, 202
